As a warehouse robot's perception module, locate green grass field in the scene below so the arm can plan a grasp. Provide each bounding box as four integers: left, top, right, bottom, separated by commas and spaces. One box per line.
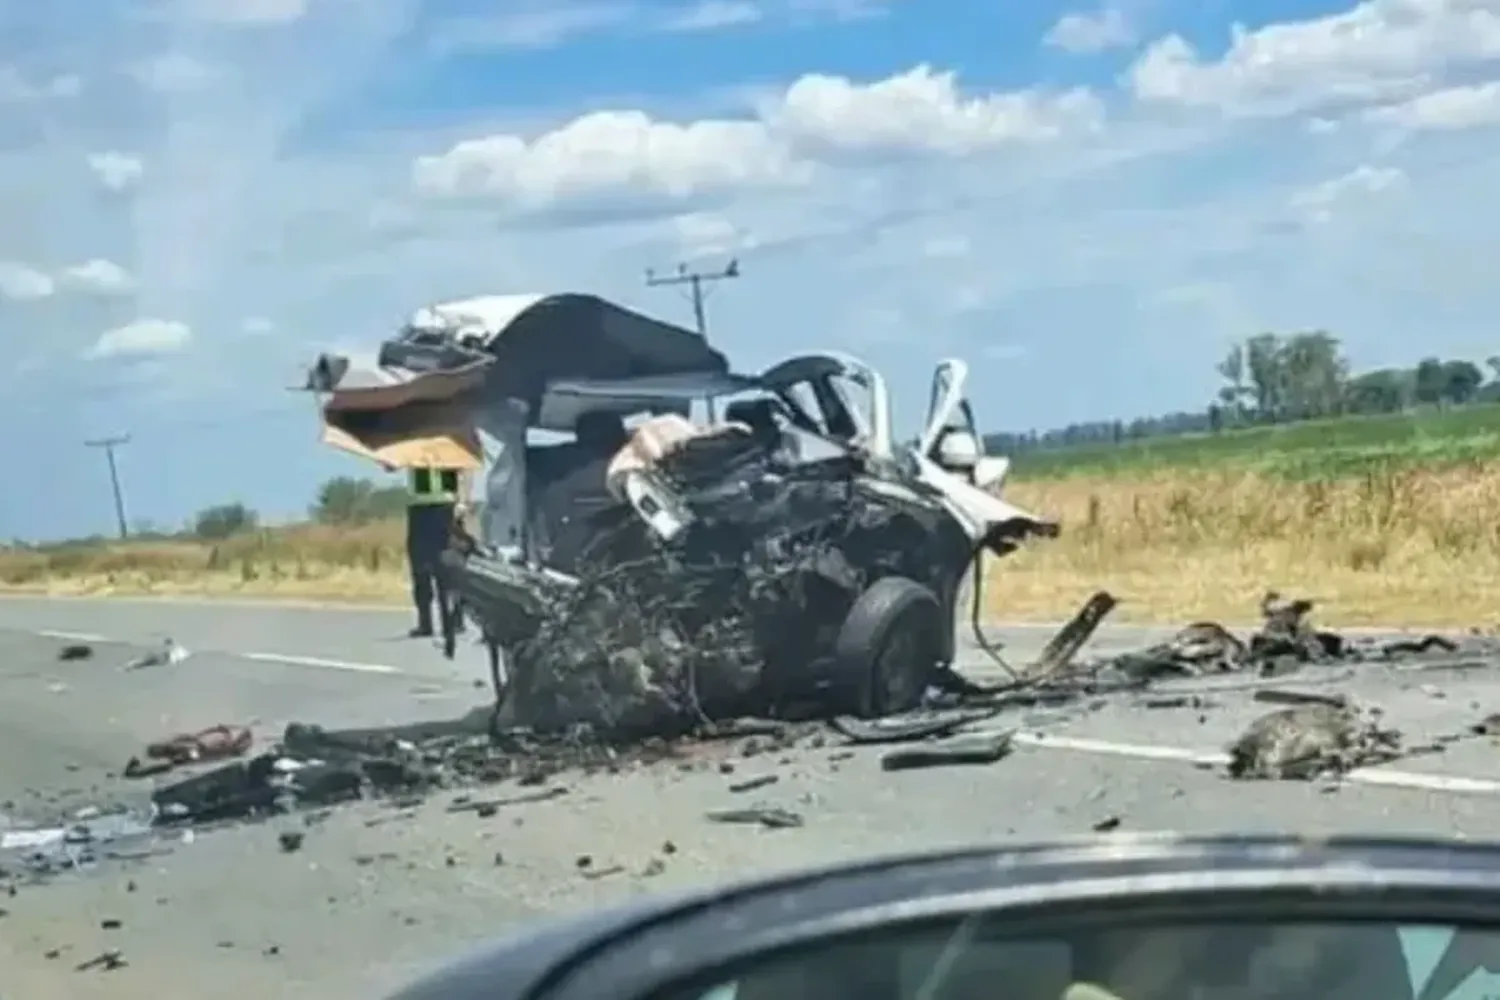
1008, 403, 1500, 480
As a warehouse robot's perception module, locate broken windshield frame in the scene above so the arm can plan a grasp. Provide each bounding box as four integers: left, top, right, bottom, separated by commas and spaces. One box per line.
532, 354, 887, 460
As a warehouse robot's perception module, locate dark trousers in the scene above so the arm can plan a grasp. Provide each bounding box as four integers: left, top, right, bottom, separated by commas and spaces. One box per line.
406, 503, 456, 633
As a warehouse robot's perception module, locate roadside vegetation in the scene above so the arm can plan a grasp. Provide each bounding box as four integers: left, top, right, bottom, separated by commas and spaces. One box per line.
5, 332, 1500, 628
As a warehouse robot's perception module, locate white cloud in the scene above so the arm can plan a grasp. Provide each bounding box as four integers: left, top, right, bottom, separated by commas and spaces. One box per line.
920, 234, 970, 258
86, 319, 193, 360
0, 263, 55, 301
172, 0, 311, 24
413, 112, 809, 206
61, 259, 134, 295
87, 152, 144, 191
413, 66, 1100, 207
1365, 80, 1500, 130
1126, 0, 1500, 116
1290, 164, 1406, 223
0, 69, 82, 102
661, 0, 764, 32
669, 212, 761, 260
130, 52, 219, 93
432, 0, 882, 51
431, 4, 635, 52
1045, 8, 1135, 53
770, 66, 1103, 153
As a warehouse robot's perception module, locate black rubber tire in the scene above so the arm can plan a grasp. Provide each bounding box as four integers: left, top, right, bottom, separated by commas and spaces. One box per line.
834, 576, 944, 718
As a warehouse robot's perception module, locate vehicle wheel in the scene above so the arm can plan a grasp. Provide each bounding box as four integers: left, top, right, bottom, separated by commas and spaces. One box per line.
834, 576, 943, 718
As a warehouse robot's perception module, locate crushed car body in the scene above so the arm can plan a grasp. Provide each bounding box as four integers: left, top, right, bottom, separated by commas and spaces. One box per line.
303, 291, 1060, 737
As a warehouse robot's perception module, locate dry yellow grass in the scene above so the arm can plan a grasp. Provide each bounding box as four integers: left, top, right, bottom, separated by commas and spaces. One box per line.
3, 465, 1498, 628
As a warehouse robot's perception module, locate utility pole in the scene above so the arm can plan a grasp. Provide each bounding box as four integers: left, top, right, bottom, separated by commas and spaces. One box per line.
84, 435, 131, 539
644, 258, 739, 337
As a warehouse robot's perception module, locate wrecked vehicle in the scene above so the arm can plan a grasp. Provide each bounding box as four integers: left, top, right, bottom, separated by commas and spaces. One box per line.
305, 292, 1058, 736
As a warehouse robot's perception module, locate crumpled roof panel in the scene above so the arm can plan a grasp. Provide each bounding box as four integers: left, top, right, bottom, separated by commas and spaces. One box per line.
309, 292, 733, 467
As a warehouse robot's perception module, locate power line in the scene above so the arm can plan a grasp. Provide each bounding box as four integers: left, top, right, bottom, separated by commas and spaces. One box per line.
644, 258, 740, 337
84, 435, 131, 540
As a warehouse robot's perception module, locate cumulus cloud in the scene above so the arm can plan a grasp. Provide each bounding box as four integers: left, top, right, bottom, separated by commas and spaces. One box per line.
0, 262, 55, 302
1125, 0, 1500, 117
1045, 8, 1135, 53
1365, 81, 1500, 131
85, 319, 193, 360
412, 65, 1101, 210
61, 259, 135, 295
173, 0, 311, 25
0, 69, 82, 102
1290, 164, 1407, 224
87, 152, 144, 191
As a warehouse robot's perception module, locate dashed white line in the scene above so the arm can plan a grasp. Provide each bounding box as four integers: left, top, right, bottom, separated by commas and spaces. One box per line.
28, 626, 403, 675
36, 629, 109, 643
1015, 731, 1500, 797
239, 651, 401, 674
1341, 769, 1500, 796
1015, 732, 1223, 766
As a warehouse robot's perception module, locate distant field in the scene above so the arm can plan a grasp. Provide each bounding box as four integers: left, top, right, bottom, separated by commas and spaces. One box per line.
7, 403, 1500, 627
5, 461, 1500, 628
1007, 404, 1500, 479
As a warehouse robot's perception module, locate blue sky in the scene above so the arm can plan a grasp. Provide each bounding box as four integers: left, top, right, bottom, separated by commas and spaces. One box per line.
2, 0, 1499, 540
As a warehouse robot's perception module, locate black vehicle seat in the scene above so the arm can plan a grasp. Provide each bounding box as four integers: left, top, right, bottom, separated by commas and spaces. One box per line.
521, 442, 573, 564
723, 398, 779, 441
528, 412, 629, 574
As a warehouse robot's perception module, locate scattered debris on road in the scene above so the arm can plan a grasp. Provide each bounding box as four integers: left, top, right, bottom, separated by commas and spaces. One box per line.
124, 723, 253, 778
74, 948, 126, 972
879, 730, 1015, 771
1101, 593, 1461, 682
123, 637, 188, 671
705, 805, 805, 829
4, 588, 1497, 894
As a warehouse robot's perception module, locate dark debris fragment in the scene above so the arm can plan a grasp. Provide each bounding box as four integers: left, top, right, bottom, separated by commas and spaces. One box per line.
879, 731, 1015, 771
706, 806, 805, 829
75, 949, 126, 972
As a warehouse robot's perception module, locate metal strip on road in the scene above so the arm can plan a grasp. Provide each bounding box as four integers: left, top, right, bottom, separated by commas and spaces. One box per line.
36, 629, 110, 643
239, 651, 401, 674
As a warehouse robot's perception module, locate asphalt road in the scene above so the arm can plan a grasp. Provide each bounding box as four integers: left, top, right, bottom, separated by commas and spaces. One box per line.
2, 595, 1500, 999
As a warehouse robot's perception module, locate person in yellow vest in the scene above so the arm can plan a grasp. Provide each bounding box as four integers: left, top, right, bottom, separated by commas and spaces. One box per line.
405, 465, 466, 638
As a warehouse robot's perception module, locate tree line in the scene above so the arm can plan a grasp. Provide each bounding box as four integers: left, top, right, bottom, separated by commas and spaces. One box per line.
161, 476, 410, 542
984, 331, 1500, 455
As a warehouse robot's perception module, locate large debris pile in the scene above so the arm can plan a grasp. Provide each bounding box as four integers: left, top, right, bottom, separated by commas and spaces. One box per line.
139, 590, 1473, 824
1089, 592, 1460, 683
5, 589, 1481, 873
1227, 703, 1404, 780
144, 711, 661, 826
451, 433, 976, 737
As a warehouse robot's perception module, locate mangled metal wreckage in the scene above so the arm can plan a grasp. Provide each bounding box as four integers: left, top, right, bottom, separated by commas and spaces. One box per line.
305, 292, 1059, 737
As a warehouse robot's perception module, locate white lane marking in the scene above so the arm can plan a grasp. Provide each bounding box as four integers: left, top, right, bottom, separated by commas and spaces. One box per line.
27, 628, 403, 675
240, 651, 401, 674
1015, 732, 1225, 766
1342, 769, 1500, 795
1014, 731, 1500, 797
37, 629, 110, 642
